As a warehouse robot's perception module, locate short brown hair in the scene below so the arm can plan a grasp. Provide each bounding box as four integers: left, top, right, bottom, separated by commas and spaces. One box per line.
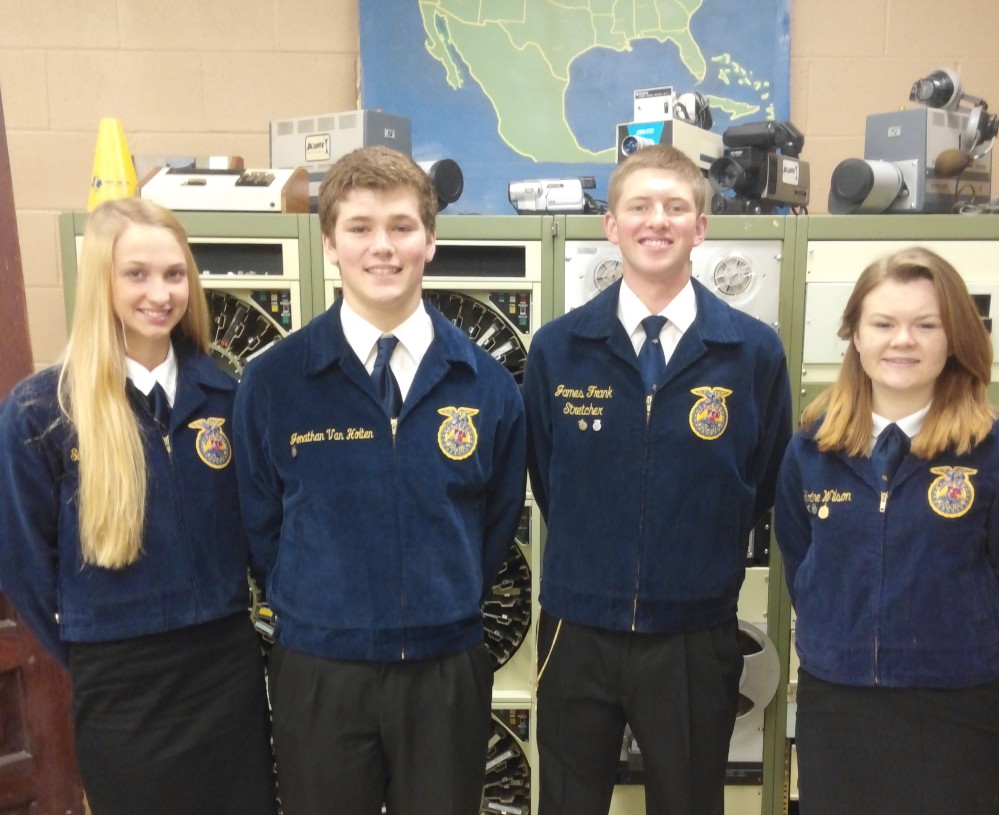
318, 146, 437, 239
607, 144, 708, 215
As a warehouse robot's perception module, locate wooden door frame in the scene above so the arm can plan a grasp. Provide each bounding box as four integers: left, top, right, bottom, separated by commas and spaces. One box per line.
0, 88, 86, 814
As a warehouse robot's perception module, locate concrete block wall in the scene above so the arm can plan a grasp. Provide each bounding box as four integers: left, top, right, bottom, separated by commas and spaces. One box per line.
792, 0, 999, 216
2, 0, 997, 368
1, 0, 359, 368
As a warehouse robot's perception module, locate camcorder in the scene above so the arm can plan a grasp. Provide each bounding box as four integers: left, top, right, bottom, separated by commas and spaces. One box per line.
508, 176, 602, 214
708, 121, 810, 215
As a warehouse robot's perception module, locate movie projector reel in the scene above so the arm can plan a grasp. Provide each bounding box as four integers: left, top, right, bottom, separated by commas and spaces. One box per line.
207, 290, 289, 378
563, 241, 782, 326
562, 245, 625, 310
729, 619, 781, 767
483, 714, 532, 815
482, 509, 533, 671
424, 290, 529, 383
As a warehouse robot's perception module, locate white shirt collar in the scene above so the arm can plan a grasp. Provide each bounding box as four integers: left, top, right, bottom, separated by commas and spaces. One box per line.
617, 277, 697, 337
125, 343, 178, 406
872, 403, 931, 441
340, 299, 433, 398
618, 278, 697, 358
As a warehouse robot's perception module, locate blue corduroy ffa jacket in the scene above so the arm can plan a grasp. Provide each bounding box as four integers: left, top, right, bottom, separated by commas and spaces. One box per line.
233, 300, 527, 662
776, 422, 999, 688
0, 344, 249, 667
523, 278, 791, 634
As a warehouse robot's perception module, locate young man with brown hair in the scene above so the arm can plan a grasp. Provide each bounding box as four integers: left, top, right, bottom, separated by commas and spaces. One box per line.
234, 146, 526, 815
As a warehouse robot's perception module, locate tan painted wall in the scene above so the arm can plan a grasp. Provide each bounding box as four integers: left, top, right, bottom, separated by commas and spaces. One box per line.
2, 0, 997, 368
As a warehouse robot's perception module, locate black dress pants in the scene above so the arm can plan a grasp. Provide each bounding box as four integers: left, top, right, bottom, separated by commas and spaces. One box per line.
536, 613, 742, 815
269, 641, 493, 815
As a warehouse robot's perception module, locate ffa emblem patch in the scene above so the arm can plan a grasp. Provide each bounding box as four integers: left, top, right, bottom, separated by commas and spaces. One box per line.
927, 466, 976, 518
187, 418, 232, 469
437, 407, 479, 461
688, 386, 732, 440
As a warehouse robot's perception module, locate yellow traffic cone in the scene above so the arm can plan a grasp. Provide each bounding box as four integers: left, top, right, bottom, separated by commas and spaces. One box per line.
87, 117, 138, 210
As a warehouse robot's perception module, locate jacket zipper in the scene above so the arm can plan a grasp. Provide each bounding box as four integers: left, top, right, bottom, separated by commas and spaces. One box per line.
633, 393, 655, 630
874, 476, 889, 684
390, 415, 405, 659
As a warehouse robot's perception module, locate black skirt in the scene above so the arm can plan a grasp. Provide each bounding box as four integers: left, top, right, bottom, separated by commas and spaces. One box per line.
795, 669, 999, 815
69, 613, 277, 815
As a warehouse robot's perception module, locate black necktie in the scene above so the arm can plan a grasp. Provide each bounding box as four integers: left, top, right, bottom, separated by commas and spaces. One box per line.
638, 315, 668, 393
147, 382, 172, 430
872, 423, 909, 485
372, 336, 402, 418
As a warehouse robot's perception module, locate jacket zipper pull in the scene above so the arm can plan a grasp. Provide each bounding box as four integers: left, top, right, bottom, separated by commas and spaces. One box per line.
879, 490, 888, 512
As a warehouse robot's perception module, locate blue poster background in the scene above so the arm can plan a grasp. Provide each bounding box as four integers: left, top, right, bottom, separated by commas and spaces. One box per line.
360, 1, 791, 214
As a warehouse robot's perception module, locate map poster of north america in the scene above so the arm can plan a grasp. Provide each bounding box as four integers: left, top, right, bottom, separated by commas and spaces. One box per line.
359, 0, 790, 214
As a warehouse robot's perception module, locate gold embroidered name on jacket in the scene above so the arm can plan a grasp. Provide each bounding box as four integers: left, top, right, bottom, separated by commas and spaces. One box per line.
553, 383, 613, 425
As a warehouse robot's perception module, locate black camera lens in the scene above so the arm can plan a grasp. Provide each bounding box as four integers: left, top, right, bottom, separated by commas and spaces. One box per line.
830, 159, 875, 204
711, 193, 762, 215
909, 70, 957, 109
621, 135, 643, 156
708, 156, 745, 193
424, 159, 464, 209
982, 112, 999, 142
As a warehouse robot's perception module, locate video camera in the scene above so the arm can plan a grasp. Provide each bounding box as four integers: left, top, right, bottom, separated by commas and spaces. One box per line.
828, 68, 996, 214
507, 176, 603, 214
707, 121, 810, 215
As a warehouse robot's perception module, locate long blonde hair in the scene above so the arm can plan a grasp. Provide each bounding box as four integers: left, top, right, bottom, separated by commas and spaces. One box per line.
58, 199, 210, 568
805, 246, 994, 459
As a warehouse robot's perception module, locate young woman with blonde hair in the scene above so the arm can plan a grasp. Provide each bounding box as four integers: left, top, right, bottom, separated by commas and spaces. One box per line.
776, 246, 999, 814
0, 198, 276, 814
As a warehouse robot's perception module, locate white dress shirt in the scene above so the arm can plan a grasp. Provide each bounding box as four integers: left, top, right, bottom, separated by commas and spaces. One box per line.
871, 403, 930, 450
340, 299, 434, 400
125, 343, 178, 406
617, 278, 698, 366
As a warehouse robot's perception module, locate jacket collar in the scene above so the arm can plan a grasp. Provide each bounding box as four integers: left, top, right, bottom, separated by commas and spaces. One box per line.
568, 277, 745, 346
303, 298, 478, 379
170, 340, 236, 427
801, 417, 921, 491
175, 338, 237, 392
